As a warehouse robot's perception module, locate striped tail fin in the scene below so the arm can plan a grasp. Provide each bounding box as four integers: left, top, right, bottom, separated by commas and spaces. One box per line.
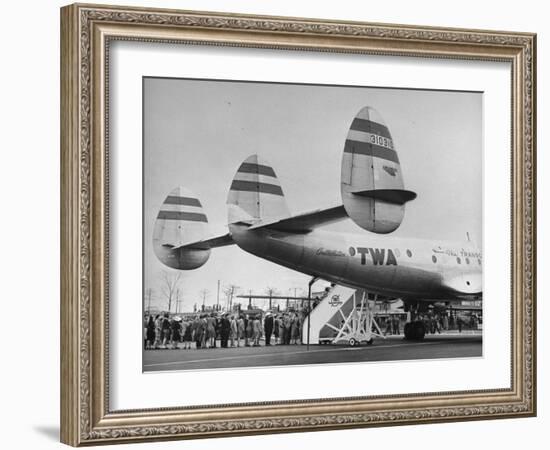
226, 155, 290, 226
152, 187, 211, 270
341, 106, 416, 234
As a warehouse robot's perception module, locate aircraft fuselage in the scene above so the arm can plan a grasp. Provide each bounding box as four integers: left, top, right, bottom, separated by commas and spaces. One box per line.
229, 223, 482, 300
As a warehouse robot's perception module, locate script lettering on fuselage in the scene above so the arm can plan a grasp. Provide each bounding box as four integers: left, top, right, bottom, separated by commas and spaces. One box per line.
433, 245, 482, 259
316, 248, 346, 257
459, 248, 482, 259
349, 247, 398, 266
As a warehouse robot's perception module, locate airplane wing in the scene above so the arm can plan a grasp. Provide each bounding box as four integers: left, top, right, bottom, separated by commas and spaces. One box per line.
249, 205, 347, 233
171, 233, 234, 251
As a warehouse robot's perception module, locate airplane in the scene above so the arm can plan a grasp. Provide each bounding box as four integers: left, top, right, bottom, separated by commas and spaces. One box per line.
152, 106, 482, 341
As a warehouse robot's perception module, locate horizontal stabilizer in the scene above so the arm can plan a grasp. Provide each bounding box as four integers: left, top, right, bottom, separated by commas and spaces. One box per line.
173, 233, 234, 251
351, 189, 417, 205
249, 205, 347, 233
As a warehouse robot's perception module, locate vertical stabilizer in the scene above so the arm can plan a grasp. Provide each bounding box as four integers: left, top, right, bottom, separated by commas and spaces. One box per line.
341, 106, 416, 233
152, 187, 211, 270
227, 155, 290, 225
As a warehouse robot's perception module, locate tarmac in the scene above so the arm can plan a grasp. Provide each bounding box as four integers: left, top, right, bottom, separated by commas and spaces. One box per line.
143, 331, 482, 372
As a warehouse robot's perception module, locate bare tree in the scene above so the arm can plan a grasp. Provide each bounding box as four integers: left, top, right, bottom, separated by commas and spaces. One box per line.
265, 286, 280, 297
175, 288, 182, 314
199, 288, 210, 310
159, 270, 183, 313
145, 287, 154, 314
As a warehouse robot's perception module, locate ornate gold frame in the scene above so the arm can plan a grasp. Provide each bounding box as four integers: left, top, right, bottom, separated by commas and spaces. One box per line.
60, 3, 536, 446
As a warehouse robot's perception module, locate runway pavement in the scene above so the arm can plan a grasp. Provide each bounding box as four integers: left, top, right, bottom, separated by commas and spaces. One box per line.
143, 333, 482, 372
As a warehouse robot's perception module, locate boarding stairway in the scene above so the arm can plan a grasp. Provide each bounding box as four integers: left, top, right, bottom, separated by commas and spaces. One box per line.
303, 285, 384, 345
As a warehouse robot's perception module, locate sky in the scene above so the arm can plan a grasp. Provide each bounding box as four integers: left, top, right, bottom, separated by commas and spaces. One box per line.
143, 78, 482, 312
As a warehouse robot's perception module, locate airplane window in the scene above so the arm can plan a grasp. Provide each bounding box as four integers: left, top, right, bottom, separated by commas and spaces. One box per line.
456, 257, 461, 264
406, 249, 412, 257
466, 258, 470, 264
432, 255, 437, 263
478, 258, 482, 265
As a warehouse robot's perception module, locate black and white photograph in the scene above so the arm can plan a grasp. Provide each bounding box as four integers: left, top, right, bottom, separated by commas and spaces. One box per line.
1, 0, 543, 447
142, 78, 483, 372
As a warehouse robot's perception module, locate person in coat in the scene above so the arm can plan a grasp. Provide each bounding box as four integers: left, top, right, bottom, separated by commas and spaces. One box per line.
273, 315, 280, 345
283, 314, 292, 345
220, 314, 231, 348
290, 314, 300, 344
183, 318, 193, 349
278, 314, 286, 345
170, 318, 181, 349
236, 315, 245, 347
252, 315, 262, 346
264, 312, 274, 346
206, 314, 217, 349
194, 315, 206, 349
146, 316, 155, 349
229, 315, 238, 347
246, 315, 253, 347
161, 314, 171, 348
154, 315, 162, 349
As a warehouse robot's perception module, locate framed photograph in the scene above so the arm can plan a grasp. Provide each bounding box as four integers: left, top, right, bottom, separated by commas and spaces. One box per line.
60, 3, 536, 446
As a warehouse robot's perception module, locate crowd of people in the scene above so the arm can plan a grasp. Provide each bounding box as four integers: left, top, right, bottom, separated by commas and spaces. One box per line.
376, 311, 482, 336
144, 310, 306, 350
382, 315, 402, 335
382, 311, 480, 335
144, 305, 482, 350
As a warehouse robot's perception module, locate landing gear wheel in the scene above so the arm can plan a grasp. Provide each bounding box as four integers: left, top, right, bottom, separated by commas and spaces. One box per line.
404, 323, 412, 340
412, 321, 426, 340
348, 338, 357, 347
404, 321, 425, 340
366, 338, 374, 346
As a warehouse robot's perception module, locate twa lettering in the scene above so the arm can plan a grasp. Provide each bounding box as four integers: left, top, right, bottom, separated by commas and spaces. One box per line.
349, 247, 398, 266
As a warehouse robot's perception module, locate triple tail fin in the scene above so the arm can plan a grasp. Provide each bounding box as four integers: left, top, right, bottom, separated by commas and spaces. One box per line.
341, 106, 416, 234
226, 155, 290, 226
152, 187, 211, 270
